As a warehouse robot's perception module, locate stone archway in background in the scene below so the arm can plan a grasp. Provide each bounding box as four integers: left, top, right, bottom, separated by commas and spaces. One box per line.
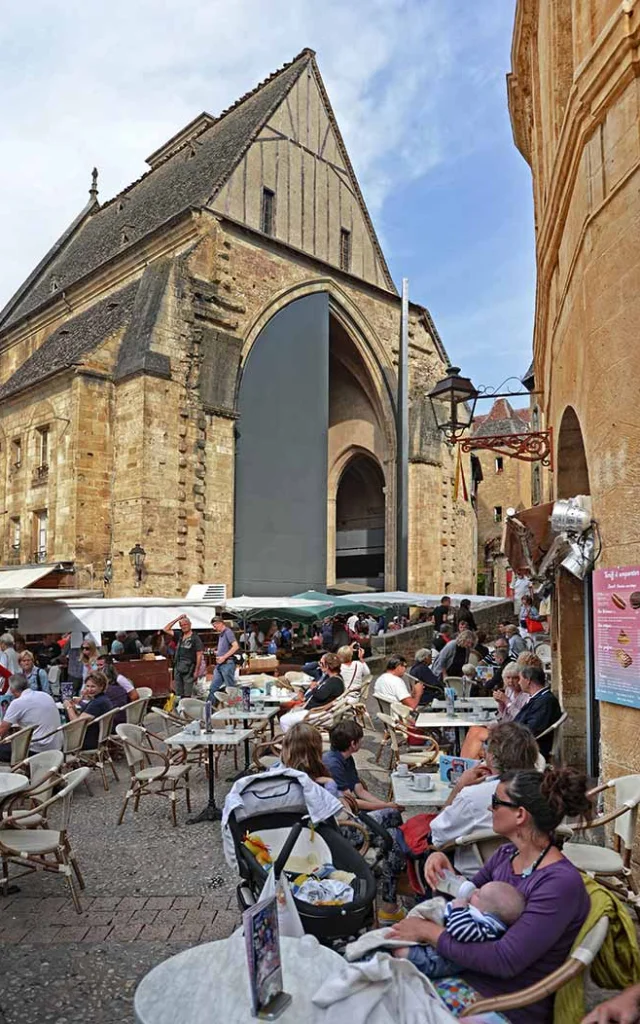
555, 405, 594, 771
334, 452, 386, 590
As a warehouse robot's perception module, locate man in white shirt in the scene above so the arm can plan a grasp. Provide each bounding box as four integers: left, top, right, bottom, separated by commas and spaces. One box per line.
0, 674, 62, 759
374, 657, 424, 709
0, 634, 21, 676
429, 721, 539, 875
346, 613, 359, 636
512, 572, 533, 612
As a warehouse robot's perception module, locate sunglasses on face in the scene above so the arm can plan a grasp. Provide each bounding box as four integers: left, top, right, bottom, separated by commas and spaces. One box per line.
491, 793, 519, 811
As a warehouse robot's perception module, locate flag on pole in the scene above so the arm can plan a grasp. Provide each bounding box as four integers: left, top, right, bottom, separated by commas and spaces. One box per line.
453, 446, 468, 502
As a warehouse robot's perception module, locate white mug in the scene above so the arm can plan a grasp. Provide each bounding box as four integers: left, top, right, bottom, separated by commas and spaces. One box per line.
396, 764, 410, 777
225, 723, 234, 734
413, 774, 434, 791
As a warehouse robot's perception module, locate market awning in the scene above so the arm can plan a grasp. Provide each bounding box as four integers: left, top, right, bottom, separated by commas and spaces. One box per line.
0, 565, 66, 590
221, 595, 330, 623
502, 502, 554, 575
290, 590, 382, 617
340, 591, 508, 610
17, 597, 222, 635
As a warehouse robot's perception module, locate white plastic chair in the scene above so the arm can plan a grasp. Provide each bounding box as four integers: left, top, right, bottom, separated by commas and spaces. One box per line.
0, 767, 90, 912
136, 687, 153, 700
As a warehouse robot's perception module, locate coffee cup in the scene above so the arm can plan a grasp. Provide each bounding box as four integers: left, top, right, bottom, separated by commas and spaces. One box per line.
413, 774, 434, 791
396, 763, 410, 777
225, 723, 234, 734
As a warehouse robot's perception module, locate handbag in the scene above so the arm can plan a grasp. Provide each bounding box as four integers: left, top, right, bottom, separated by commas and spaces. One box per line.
526, 617, 544, 633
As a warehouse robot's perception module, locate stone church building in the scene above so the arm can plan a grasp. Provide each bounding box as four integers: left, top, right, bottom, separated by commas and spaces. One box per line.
0, 49, 475, 598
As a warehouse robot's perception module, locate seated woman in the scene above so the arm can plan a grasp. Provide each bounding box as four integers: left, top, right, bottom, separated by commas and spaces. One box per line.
280, 652, 344, 732
336, 644, 371, 701
279, 722, 339, 795
17, 649, 52, 695
377, 722, 540, 921
63, 671, 113, 749
97, 654, 139, 702
460, 662, 531, 759
388, 767, 592, 1024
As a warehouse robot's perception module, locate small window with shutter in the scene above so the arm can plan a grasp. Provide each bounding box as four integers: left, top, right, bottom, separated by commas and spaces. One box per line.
340, 228, 351, 272
261, 188, 275, 236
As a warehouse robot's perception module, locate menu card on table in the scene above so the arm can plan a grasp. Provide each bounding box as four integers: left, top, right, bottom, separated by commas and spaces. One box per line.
243, 895, 292, 1019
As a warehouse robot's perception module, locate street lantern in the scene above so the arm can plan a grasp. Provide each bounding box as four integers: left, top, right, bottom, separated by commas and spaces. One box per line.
428, 366, 479, 441
129, 543, 146, 585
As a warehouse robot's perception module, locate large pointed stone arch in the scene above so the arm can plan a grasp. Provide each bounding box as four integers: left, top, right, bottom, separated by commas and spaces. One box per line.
234, 283, 397, 594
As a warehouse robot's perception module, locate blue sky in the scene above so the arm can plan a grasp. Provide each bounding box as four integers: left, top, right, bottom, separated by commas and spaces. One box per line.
0, 0, 534, 389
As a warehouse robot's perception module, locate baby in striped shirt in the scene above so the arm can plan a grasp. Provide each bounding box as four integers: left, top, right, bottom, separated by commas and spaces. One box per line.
398, 881, 525, 979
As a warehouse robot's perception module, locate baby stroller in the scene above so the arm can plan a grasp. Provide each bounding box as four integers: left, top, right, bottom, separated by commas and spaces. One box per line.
224, 770, 377, 944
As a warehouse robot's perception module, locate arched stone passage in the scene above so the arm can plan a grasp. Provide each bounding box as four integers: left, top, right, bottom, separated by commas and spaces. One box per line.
555, 405, 594, 771
335, 454, 385, 589
233, 291, 395, 596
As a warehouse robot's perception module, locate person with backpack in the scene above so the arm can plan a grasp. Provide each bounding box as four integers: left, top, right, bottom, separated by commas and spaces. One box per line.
17, 649, 51, 694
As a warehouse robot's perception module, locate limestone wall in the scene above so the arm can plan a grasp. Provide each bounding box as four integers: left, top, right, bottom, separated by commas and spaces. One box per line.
509, 2, 640, 813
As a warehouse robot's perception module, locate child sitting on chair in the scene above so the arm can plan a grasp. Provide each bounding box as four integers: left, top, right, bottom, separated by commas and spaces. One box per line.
394, 880, 525, 979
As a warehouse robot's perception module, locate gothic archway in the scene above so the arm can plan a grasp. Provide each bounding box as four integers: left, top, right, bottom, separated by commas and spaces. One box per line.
335, 453, 385, 589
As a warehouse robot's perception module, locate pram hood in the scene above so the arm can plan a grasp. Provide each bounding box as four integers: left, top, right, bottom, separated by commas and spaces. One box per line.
222, 768, 344, 870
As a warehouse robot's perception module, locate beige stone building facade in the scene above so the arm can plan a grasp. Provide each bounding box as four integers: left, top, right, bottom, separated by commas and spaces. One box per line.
509, 1, 640, 787
0, 49, 476, 599
473, 400, 532, 596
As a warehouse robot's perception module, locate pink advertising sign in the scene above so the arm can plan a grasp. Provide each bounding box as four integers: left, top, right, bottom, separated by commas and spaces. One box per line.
593, 565, 640, 709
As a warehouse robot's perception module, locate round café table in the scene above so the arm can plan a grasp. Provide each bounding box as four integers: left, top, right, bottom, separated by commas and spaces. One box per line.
0, 773, 29, 807
134, 930, 344, 1024
0, 773, 29, 895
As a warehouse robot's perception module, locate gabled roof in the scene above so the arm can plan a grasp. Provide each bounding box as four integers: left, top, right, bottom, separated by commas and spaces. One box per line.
0, 282, 138, 400
0, 49, 314, 333
472, 398, 530, 437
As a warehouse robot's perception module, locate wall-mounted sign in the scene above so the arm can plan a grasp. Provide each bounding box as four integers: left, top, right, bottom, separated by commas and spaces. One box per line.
593, 565, 640, 709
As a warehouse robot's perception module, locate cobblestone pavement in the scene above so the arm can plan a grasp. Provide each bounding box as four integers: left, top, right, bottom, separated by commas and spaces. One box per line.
0, 708, 621, 1021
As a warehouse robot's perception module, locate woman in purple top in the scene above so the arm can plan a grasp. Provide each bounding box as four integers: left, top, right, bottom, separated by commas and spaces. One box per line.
390, 767, 592, 1024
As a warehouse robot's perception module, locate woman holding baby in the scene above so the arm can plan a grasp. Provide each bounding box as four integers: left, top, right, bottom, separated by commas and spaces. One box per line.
389, 766, 592, 1024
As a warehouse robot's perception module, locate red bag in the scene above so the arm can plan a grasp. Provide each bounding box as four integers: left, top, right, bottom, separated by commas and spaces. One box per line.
399, 812, 438, 855
526, 618, 544, 633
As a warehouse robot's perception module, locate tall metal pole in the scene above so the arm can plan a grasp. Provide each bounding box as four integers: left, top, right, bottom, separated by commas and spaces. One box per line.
396, 278, 409, 591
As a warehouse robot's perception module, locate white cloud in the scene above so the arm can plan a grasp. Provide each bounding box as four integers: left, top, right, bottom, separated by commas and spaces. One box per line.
0, 0, 512, 309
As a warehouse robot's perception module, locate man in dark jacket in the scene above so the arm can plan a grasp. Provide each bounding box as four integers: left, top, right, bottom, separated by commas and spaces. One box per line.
514, 665, 562, 759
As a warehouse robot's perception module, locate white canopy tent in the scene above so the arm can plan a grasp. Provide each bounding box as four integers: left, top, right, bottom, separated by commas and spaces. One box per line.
17, 597, 224, 635
340, 591, 508, 610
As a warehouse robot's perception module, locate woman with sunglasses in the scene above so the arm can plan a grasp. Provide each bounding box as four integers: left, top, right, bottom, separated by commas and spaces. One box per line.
389, 767, 592, 1023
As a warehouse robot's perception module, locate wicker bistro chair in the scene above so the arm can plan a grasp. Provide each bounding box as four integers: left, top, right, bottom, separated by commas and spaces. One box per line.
136, 687, 153, 700
37, 718, 89, 772
459, 916, 610, 1019
564, 774, 640, 918
125, 698, 150, 726
79, 708, 122, 791
0, 726, 35, 769
535, 710, 568, 765
3, 750, 65, 828
0, 767, 90, 913
178, 698, 206, 721
377, 713, 439, 788
115, 723, 192, 828
252, 735, 284, 772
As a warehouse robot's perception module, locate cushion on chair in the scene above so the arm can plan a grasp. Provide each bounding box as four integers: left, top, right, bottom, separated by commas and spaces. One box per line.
563, 842, 624, 874
135, 764, 190, 782
0, 829, 62, 855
